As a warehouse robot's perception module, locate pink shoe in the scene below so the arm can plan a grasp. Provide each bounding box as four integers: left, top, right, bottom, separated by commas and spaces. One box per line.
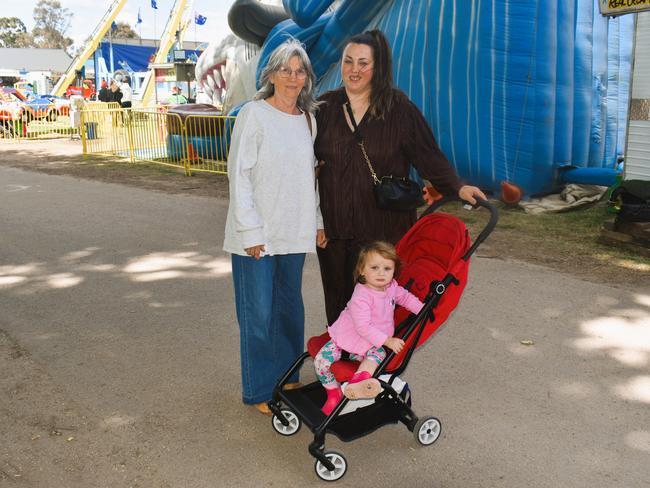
349, 371, 372, 384
321, 387, 343, 415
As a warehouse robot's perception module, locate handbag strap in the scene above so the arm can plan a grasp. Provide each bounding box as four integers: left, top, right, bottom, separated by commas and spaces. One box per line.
345, 102, 380, 184
304, 110, 312, 137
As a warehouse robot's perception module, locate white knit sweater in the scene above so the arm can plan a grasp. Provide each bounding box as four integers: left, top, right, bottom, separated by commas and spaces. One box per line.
223, 100, 323, 256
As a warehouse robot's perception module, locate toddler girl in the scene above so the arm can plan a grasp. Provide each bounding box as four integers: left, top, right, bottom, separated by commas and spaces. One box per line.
314, 241, 424, 415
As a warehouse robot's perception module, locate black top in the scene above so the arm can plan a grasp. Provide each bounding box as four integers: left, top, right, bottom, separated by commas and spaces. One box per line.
314, 88, 461, 242
97, 87, 110, 102
108, 89, 122, 104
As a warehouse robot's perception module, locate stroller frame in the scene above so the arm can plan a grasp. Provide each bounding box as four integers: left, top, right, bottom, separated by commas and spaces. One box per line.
268, 198, 498, 481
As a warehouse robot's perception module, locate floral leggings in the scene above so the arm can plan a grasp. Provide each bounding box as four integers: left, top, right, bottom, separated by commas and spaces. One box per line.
314, 340, 386, 388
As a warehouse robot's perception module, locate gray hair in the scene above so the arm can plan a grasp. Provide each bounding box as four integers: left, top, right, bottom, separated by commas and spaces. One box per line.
254, 38, 319, 114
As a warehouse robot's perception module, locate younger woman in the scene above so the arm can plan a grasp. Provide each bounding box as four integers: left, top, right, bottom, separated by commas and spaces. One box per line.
314, 241, 424, 415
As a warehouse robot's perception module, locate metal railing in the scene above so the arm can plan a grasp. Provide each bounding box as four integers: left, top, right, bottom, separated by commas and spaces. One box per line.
0, 114, 79, 141
85, 101, 122, 110
80, 107, 234, 175
0, 102, 126, 142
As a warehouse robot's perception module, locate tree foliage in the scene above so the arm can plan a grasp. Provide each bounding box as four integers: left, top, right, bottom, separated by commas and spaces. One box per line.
109, 21, 140, 40
31, 0, 73, 51
78, 21, 140, 56
0, 17, 30, 47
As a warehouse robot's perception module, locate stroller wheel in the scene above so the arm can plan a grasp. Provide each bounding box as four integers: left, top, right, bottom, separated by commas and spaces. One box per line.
414, 416, 442, 446
314, 449, 347, 482
271, 409, 301, 436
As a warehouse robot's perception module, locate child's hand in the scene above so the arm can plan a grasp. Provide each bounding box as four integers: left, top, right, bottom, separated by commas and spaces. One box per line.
384, 337, 405, 353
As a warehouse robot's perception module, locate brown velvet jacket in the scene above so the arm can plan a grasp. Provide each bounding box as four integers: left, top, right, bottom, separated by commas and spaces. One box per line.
315, 88, 461, 243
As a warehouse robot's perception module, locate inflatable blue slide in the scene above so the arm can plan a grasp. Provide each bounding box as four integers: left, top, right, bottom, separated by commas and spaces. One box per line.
231, 0, 634, 197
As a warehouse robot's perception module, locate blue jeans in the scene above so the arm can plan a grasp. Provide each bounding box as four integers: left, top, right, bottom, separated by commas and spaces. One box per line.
231, 253, 305, 404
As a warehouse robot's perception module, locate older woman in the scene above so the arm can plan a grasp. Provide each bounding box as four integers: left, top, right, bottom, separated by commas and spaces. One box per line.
223, 39, 324, 415
315, 30, 486, 324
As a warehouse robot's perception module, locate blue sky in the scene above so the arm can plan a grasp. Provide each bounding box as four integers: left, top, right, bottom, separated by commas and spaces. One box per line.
4, 0, 236, 48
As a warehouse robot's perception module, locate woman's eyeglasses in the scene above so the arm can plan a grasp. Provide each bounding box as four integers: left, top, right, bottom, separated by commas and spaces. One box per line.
277, 66, 308, 80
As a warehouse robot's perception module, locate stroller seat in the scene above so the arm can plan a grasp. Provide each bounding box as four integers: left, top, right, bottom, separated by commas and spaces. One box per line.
307, 211, 472, 379
307, 335, 358, 382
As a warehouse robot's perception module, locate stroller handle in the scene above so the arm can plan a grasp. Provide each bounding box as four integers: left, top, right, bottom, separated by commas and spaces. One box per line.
419, 195, 499, 261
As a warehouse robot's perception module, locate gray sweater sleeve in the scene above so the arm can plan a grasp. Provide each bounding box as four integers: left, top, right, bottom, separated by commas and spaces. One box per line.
227, 105, 265, 248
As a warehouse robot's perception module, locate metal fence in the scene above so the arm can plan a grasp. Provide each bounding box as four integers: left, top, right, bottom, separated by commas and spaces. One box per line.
80, 107, 234, 175
85, 101, 122, 110
0, 114, 79, 141
0, 101, 122, 141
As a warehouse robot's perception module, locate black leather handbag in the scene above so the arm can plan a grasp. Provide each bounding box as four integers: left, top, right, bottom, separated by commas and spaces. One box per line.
373, 174, 424, 211
345, 103, 424, 211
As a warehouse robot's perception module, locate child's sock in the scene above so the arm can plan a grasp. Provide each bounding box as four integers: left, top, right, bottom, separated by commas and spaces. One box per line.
349, 371, 372, 384
321, 386, 343, 415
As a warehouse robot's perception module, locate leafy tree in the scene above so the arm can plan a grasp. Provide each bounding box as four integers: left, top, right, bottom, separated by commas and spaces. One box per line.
0, 17, 29, 47
14, 31, 36, 48
31, 0, 73, 51
76, 21, 140, 55
109, 21, 140, 39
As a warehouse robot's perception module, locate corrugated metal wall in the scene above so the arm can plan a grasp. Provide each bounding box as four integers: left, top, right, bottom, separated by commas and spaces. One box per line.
625, 13, 650, 181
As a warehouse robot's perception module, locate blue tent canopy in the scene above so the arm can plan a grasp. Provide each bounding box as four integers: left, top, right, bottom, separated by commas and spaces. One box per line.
98, 41, 201, 73
99, 41, 156, 72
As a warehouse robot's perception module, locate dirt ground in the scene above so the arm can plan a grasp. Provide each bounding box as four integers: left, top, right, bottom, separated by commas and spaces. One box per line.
0, 139, 230, 200
1, 138, 648, 288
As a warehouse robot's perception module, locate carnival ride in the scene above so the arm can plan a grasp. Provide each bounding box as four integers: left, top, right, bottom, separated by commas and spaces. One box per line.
51, 0, 128, 97
138, 0, 195, 106
1, 88, 57, 121
51, 0, 195, 104
0, 87, 74, 139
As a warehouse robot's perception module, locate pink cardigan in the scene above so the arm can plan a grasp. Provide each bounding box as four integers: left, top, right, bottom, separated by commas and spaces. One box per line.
328, 280, 424, 355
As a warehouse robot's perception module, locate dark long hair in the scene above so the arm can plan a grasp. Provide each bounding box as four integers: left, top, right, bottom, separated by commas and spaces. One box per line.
345, 29, 395, 120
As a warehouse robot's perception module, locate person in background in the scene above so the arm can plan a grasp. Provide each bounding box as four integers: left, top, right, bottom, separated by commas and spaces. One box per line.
314, 29, 486, 324
169, 86, 188, 105
119, 77, 132, 109
223, 39, 324, 415
97, 80, 110, 102
108, 80, 122, 105
107, 80, 123, 126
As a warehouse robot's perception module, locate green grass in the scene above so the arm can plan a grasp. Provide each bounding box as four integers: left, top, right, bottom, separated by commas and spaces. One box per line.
440, 200, 649, 284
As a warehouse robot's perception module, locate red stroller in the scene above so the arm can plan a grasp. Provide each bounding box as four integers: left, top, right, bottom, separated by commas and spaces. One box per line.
268, 198, 498, 481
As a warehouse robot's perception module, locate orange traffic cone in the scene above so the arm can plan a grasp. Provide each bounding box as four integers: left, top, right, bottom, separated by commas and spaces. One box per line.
187, 143, 199, 162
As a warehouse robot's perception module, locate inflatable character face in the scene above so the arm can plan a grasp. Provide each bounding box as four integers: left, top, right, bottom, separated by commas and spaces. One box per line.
195, 35, 251, 110
195, 1, 289, 112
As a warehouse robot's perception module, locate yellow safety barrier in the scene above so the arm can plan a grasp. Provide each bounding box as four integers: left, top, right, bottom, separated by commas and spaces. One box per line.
85, 101, 122, 110
182, 114, 233, 174
80, 107, 235, 176
0, 113, 79, 141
